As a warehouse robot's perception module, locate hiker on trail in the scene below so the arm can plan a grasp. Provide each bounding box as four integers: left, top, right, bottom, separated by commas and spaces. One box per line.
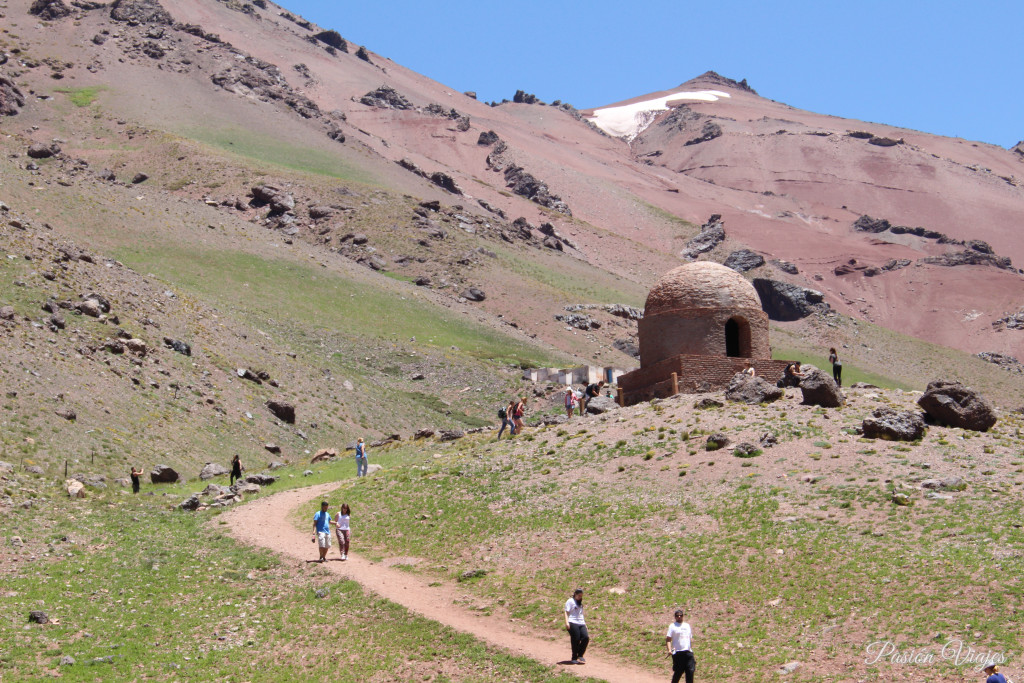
355, 438, 368, 477
512, 396, 526, 435
828, 347, 842, 386
497, 400, 515, 439
333, 502, 351, 561
230, 454, 244, 485
666, 608, 696, 683
312, 501, 332, 562
130, 466, 143, 494
564, 387, 577, 419
564, 588, 589, 665
984, 664, 1007, 683
582, 381, 605, 414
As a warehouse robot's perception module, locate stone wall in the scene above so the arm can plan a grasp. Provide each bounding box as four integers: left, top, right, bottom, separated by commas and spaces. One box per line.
638, 307, 770, 366
618, 354, 792, 406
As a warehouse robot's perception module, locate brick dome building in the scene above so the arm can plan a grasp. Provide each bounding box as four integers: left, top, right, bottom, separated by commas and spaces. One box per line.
618, 262, 790, 405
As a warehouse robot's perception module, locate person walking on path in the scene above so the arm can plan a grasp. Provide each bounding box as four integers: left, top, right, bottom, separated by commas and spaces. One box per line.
828, 347, 842, 387
497, 400, 515, 439
582, 381, 605, 415
312, 500, 332, 562
230, 454, 244, 486
355, 438, 368, 477
512, 397, 527, 435
333, 503, 351, 560
564, 588, 589, 665
984, 664, 1007, 683
666, 608, 696, 683
564, 387, 577, 420
130, 466, 143, 494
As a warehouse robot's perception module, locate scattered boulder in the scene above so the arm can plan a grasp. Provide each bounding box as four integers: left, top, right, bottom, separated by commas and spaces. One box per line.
680, 214, 725, 260
265, 443, 281, 454
694, 397, 723, 409
310, 448, 337, 463
461, 287, 486, 302
244, 473, 276, 486
179, 494, 201, 511
30, 0, 73, 21
798, 369, 844, 407
733, 442, 761, 458
233, 482, 261, 495
477, 130, 500, 146
770, 259, 799, 275
366, 463, 383, 476
585, 395, 619, 414
201, 484, 231, 497
862, 408, 925, 441
0, 306, 14, 320
109, 0, 173, 25
917, 380, 997, 431
759, 432, 778, 448
199, 462, 229, 480
76, 299, 101, 318
267, 461, 286, 470
65, 480, 86, 498
725, 373, 783, 404
313, 29, 347, 52
308, 205, 334, 220
723, 249, 765, 272
414, 428, 435, 439
125, 339, 147, 356
891, 492, 913, 507
921, 477, 966, 492
439, 429, 464, 442
28, 611, 50, 624
752, 279, 829, 321
54, 407, 76, 421
237, 368, 262, 384
0, 76, 27, 116
27, 142, 60, 159
149, 465, 179, 483
502, 165, 571, 215
360, 85, 412, 110
705, 433, 729, 451
163, 338, 191, 356
266, 400, 296, 424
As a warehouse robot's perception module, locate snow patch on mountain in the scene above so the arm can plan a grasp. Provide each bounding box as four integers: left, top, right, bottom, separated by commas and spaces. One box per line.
587, 90, 731, 140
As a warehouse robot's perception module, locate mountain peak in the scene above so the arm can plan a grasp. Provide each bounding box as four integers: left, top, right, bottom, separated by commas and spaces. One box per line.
685, 71, 757, 95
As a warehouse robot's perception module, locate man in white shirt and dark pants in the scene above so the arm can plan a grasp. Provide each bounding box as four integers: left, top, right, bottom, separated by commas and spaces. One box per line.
563, 588, 589, 664
666, 608, 695, 683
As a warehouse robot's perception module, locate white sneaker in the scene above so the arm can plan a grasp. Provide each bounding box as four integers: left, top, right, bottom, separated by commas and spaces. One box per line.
342, 553, 347, 560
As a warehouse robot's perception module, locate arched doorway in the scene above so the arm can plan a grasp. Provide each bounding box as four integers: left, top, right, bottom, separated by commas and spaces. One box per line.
725, 317, 751, 357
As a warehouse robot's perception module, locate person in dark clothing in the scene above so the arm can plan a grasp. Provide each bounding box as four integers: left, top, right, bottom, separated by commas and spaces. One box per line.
984, 664, 1007, 683
230, 454, 243, 485
828, 347, 842, 386
779, 361, 804, 388
582, 380, 605, 414
497, 400, 515, 439
563, 588, 589, 665
130, 466, 143, 494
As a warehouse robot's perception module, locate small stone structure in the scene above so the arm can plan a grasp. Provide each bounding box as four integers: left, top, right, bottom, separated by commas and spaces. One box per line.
618, 262, 791, 405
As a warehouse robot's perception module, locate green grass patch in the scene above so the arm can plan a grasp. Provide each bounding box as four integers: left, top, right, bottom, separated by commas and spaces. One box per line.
54, 85, 103, 107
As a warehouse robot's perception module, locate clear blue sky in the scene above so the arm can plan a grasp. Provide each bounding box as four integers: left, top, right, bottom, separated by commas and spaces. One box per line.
281, 0, 1022, 148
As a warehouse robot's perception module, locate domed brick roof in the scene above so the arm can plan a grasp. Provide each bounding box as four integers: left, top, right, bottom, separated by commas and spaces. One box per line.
644, 262, 762, 317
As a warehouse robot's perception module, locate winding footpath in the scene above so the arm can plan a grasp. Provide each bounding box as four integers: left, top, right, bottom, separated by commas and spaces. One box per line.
220, 483, 663, 683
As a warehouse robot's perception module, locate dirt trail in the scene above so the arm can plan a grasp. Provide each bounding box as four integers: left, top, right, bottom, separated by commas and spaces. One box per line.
220, 483, 663, 683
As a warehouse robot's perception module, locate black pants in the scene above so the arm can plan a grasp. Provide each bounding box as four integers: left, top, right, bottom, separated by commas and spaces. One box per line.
568, 623, 589, 660
832, 364, 842, 386
672, 650, 695, 683
131, 479, 140, 494
231, 470, 241, 485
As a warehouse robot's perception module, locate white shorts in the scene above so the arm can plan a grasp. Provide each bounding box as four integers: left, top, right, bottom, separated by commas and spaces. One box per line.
317, 531, 331, 548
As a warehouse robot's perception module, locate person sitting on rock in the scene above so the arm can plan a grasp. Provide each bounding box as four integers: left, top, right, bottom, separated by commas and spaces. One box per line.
742, 363, 756, 377
779, 361, 803, 388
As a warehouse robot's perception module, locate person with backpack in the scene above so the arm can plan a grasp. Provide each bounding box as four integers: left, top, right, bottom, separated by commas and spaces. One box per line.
354, 438, 368, 477
564, 387, 577, 419
497, 401, 515, 439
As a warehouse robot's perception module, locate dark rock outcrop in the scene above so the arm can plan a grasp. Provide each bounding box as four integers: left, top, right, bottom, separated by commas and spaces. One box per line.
725, 373, 783, 404
798, 369, 844, 407
976, 352, 1023, 374
460, 287, 486, 302
360, 85, 412, 110
917, 381, 997, 431
919, 250, 1013, 270
477, 130, 500, 146
150, 465, 179, 483
680, 215, 725, 259
429, 171, 462, 195
30, 0, 73, 20
110, 0, 173, 24
0, 76, 27, 116
503, 165, 571, 215
684, 121, 723, 146
862, 408, 926, 441
770, 259, 798, 275
27, 143, 60, 159
723, 249, 764, 272
313, 30, 347, 52
439, 429, 464, 442
752, 279, 828, 321
266, 400, 296, 424
163, 337, 191, 356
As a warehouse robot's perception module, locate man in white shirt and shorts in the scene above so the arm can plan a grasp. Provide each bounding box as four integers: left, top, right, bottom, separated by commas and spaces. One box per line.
665, 608, 695, 683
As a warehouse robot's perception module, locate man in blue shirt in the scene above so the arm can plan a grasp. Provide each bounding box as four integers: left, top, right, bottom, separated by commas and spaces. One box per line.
312, 501, 332, 562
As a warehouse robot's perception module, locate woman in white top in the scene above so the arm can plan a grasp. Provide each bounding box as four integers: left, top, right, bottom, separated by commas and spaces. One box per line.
333, 503, 351, 560
563, 588, 589, 664
665, 608, 695, 683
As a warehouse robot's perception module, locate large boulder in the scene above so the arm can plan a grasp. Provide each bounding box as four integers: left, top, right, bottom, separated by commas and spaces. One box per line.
861, 408, 926, 441
585, 395, 620, 414
725, 373, 783, 404
438, 429, 464, 442
723, 249, 765, 272
109, 0, 173, 24
680, 215, 725, 260
179, 494, 201, 511
0, 76, 27, 116
199, 462, 229, 480
266, 400, 295, 424
65, 479, 86, 498
244, 473, 276, 486
752, 279, 829, 321
798, 369, 844, 407
917, 381, 997, 431
30, 0, 73, 20
150, 465, 179, 483
27, 143, 60, 159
